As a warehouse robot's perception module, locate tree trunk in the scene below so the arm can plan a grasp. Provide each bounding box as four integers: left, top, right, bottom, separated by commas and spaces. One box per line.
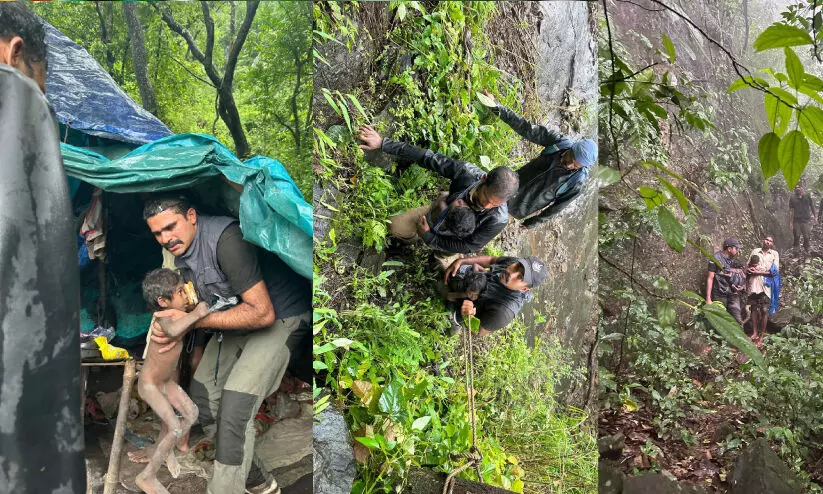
218, 85, 249, 158
155, 1, 258, 158
94, 2, 117, 81
122, 2, 158, 115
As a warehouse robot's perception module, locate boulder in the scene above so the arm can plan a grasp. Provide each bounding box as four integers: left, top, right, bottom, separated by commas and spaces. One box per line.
598, 463, 624, 494
769, 307, 812, 331
598, 433, 625, 460
730, 438, 803, 494
623, 473, 708, 494
313, 408, 357, 494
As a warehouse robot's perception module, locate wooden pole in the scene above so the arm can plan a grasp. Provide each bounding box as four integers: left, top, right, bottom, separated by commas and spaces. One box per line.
103, 360, 137, 494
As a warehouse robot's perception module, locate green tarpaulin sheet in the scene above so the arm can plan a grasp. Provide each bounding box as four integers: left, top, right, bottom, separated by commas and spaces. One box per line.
61, 133, 312, 279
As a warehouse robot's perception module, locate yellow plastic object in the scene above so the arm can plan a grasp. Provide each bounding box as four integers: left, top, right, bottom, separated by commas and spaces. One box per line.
94, 336, 130, 361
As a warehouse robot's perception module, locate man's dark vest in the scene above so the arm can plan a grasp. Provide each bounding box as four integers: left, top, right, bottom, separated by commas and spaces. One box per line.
175, 215, 237, 305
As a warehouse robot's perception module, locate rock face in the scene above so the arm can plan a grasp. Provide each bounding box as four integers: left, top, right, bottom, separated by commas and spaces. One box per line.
730, 439, 803, 494
536, 2, 599, 133
506, 1, 600, 412
313, 408, 357, 494
598, 463, 625, 494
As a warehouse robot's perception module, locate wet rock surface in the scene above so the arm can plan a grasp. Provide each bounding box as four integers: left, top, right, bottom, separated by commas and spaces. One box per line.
313, 407, 357, 494
730, 439, 803, 494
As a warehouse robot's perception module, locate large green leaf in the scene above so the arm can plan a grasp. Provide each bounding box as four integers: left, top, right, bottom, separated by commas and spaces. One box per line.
657, 300, 676, 328
355, 436, 380, 449
798, 106, 823, 146
801, 73, 823, 91
411, 416, 432, 431
661, 34, 676, 62
778, 130, 810, 188
764, 92, 794, 135
639, 186, 667, 210
769, 86, 798, 105
784, 47, 805, 89
378, 380, 403, 420
798, 85, 823, 105
727, 75, 769, 93
657, 206, 686, 253
656, 176, 690, 213
702, 302, 766, 370
594, 166, 621, 187
753, 24, 813, 52
758, 132, 781, 179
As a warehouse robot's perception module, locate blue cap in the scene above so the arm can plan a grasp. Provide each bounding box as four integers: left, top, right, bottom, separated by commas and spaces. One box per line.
572, 139, 598, 168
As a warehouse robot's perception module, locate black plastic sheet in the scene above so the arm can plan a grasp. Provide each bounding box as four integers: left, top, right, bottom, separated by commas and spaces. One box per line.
0, 64, 85, 493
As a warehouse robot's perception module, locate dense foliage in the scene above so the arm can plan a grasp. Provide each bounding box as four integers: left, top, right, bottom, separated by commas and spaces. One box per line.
35, 1, 312, 197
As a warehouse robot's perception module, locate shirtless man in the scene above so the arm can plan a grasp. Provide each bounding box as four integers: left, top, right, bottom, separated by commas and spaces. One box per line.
135, 268, 210, 494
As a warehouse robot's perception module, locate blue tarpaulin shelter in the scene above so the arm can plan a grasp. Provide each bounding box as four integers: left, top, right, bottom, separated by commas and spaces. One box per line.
43, 22, 312, 280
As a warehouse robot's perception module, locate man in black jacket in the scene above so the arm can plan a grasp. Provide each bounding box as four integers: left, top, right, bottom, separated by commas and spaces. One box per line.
480, 90, 597, 228
445, 255, 548, 337
357, 125, 518, 268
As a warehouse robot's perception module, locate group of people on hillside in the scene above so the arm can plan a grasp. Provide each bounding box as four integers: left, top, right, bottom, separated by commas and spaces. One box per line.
706, 236, 780, 345
703, 181, 823, 345
355, 90, 598, 336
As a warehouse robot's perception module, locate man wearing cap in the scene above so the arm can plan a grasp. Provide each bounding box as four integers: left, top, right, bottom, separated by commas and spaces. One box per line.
480, 90, 597, 228
445, 255, 548, 336
356, 125, 519, 268
706, 238, 744, 323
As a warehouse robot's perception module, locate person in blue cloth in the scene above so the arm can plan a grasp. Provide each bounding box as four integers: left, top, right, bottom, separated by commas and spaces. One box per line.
746, 236, 780, 345
480, 90, 598, 228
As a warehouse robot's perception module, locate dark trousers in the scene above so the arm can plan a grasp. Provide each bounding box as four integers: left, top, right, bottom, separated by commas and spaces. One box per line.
714, 293, 742, 323
793, 221, 812, 251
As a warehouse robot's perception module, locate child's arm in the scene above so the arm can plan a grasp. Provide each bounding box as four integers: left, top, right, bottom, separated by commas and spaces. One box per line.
446, 291, 468, 301
155, 302, 209, 338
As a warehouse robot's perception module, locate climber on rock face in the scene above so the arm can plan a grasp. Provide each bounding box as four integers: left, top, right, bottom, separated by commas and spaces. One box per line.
356, 125, 518, 269
478, 90, 597, 229
444, 255, 548, 337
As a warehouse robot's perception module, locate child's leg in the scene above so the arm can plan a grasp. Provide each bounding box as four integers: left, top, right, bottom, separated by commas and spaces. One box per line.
751, 306, 761, 339
758, 305, 770, 339
135, 379, 184, 494
166, 381, 198, 457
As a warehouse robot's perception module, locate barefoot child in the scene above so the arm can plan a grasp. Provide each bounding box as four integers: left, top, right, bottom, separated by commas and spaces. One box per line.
134, 268, 209, 494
